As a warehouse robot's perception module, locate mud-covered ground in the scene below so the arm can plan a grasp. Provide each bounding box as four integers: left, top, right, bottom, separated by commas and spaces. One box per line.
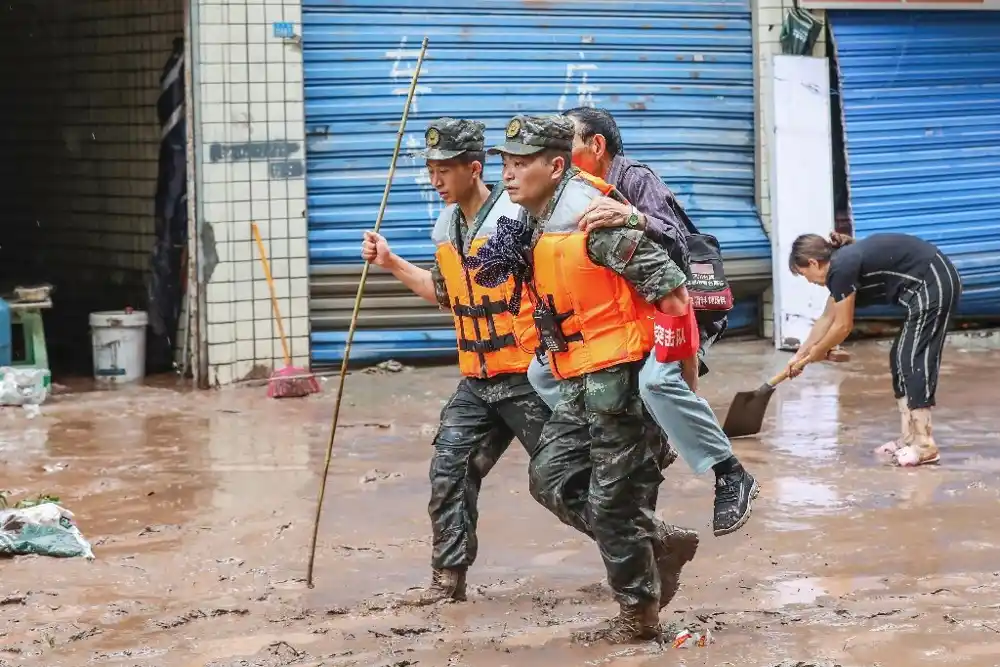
3, 337, 1000, 667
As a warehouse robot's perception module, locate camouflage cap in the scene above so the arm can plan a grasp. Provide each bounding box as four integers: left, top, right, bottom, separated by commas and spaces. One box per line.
415, 117, 486, 160
488, 114, 575, 156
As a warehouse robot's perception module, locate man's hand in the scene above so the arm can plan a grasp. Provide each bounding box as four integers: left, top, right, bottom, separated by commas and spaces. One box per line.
577, 196, 644, 233
361, 231, 394, 268
680, 355, 698, 393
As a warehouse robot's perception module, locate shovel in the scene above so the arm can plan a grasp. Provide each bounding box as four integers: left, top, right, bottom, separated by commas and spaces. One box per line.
721, 368, 791, 439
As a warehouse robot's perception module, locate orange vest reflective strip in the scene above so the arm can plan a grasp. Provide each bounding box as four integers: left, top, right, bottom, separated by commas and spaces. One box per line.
531, 176, 656, 380
435, 237, 537, 380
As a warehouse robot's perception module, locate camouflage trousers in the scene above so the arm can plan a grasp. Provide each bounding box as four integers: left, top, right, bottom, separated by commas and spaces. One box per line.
528, 361, 665, 609
429, 379, 552, 570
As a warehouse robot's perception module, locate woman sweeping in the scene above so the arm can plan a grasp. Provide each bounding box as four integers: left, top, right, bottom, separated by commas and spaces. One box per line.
786, 232, 962, 467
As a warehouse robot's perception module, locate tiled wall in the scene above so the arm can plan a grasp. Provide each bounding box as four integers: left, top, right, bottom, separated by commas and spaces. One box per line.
0, 0, 185, 367
754, 0, 827, 339
195, 0, 310, 387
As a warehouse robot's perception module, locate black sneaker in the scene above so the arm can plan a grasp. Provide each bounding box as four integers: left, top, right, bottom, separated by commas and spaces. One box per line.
713, 467, 759, 536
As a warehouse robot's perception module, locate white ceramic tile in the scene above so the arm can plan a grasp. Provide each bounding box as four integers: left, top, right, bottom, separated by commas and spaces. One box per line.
206, 281, 234, 305
211, 363, 234, 387
201, 63, 225, 84
228, 82, 250, 103
200, 5, 224, 24
247, 25, 267, 44
266, 42, 286, 62
236, 340, 255, 362
248, 42, 268, 64
235, 277, 255, 302
236, 319, 256, 341
290, 272, 308, 296
207, 302, 232, 326
203, 200, 231, 223
290, 297, 308, 319
254, 338, 273, 362
290, 318, 310, 342
226, 3, 247, 24
232, 201, 252, 222
264, 4, 286, 22
282, 4, 301, 24
210, 341, 235, 364
235, 300, 253, 322
288, 215, 307, 239
288, 237, 307, 259
253, 297, 272, 319
247, 3, 266, 23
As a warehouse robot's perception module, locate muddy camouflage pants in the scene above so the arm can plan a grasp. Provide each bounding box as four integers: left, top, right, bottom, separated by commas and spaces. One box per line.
429, 380, 551, 570
528, 362, 664, 609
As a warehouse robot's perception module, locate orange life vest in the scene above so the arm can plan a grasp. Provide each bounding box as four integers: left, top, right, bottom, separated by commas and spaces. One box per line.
529, 172, 656, 380
432, 188, 538, 379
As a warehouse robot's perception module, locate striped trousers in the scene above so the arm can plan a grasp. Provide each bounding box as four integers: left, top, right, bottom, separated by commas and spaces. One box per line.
891, 253, 962, 410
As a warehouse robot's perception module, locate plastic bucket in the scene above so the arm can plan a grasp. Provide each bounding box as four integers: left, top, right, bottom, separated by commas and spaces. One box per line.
89, 310, 148, 384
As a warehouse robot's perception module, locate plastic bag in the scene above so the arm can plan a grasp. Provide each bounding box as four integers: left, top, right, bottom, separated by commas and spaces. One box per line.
0, 503, 94, 559
780, 7, 824, 56
0, 367, 51, 406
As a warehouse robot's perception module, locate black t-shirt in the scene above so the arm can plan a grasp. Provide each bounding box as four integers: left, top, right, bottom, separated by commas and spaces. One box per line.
825, 233, 939, 307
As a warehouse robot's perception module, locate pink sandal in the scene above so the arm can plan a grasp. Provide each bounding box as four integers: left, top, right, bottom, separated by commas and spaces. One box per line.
892, 444, 940, 467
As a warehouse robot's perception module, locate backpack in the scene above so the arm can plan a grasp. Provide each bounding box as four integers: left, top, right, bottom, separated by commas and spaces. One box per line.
621, 164, 733, 344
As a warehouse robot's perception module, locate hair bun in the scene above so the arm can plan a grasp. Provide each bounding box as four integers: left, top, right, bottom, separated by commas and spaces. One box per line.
829, 232, 855, 248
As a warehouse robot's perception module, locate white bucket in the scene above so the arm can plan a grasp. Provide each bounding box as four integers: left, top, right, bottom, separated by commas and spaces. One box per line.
89, 310, 148, 384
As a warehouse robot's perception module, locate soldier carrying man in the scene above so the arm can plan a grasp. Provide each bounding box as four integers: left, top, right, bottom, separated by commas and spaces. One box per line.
472, 114, 701, 642
527, 107, 760, 537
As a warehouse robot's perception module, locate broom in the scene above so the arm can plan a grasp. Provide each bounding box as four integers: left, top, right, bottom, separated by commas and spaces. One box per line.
252, 221, 320, 398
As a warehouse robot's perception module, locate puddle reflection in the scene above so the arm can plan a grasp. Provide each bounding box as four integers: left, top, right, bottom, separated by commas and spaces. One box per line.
771, 380, 842, 462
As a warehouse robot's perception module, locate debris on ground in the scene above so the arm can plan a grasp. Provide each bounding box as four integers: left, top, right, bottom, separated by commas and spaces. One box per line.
672, 627, 712, 648
0, 367, 50, 406
360, 469, 403, 484
364, 359, 409, 374
0, 501, 94, 559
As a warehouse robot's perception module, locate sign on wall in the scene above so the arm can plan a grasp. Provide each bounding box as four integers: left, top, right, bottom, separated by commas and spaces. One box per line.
800, 0, 996, 8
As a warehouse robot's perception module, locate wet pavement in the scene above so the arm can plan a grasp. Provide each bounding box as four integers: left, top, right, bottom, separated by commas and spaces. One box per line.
2, 337, 1000, 666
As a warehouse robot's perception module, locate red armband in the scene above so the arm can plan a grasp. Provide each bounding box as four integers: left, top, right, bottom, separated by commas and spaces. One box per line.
653, 301, 700, 363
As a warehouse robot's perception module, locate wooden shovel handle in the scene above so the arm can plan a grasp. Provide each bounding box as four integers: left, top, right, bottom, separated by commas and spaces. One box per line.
767, 368, 792, 387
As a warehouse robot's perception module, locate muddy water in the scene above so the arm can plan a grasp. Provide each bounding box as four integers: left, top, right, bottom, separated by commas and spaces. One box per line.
2, 339, 1000, 666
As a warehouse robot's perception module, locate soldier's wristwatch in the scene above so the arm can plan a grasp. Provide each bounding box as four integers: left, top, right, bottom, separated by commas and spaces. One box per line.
626, 205, 641, 229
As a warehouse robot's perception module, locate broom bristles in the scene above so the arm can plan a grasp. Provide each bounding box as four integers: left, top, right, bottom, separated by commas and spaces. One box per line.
268, 365, 320, 398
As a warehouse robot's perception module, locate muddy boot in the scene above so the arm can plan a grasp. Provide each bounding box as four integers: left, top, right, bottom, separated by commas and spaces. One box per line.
572, 602, 662, 644
874, 397, 913, 457
400, 567, 467, 606
652, 524, 699, 609
893, 408, 940, 467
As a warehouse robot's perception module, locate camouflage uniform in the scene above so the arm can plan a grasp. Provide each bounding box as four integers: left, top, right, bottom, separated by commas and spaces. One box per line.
487, 115, 699, 642
409, 118, 554, 604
